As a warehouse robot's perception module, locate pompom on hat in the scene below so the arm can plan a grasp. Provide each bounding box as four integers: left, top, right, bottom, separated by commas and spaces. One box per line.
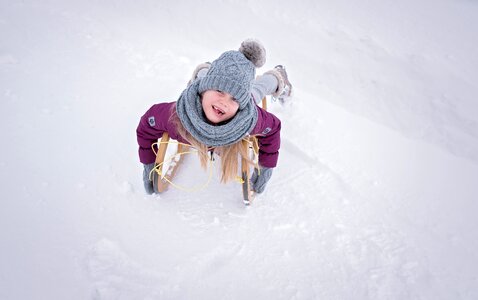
198, 39, 266, 109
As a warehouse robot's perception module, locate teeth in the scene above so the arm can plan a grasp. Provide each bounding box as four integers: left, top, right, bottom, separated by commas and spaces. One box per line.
213, 105, 224, 115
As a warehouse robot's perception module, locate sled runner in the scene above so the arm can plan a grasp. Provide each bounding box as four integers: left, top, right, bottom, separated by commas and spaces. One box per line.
151, 97, 267, 205
240, 135, 260, 205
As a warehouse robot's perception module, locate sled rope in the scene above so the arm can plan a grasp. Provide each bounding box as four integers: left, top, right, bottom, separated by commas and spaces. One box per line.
150, 140, 215, 192
157, 158, 214, 193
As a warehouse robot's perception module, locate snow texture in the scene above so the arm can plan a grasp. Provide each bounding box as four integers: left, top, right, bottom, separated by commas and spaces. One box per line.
1, 1, 478, 299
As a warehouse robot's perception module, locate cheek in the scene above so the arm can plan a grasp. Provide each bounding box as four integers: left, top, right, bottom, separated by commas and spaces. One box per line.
230, 102, 240, 114
201, 97, 210, 110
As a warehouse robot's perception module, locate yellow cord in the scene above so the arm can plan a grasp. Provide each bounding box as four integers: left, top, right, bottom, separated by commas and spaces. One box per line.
235, 176, 245, 184
149, 140, 215, 192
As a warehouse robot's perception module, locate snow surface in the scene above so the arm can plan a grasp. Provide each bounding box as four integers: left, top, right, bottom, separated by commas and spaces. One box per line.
1, 1, 478, 299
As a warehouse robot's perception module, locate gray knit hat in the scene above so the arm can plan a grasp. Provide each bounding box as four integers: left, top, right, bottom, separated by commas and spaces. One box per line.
198, 39, 266, 109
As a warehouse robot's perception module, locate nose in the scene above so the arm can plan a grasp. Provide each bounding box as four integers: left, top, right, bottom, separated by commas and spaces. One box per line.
217, 96, 229, 108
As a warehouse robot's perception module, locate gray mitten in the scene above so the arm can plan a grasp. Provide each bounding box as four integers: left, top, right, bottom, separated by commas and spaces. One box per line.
250, 167, 273, 194
143, 163, 156, 194
187, 62, 211, 86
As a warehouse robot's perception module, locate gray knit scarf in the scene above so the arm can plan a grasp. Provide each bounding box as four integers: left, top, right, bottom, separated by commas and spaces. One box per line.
176, 80, 258, 147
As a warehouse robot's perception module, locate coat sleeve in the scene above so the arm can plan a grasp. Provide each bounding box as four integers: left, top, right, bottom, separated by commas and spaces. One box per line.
253, 107, 281, 168
136, 102, 174, 164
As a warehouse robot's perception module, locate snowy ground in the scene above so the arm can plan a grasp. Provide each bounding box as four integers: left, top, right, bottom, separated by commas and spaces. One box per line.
1, 1, 478, 299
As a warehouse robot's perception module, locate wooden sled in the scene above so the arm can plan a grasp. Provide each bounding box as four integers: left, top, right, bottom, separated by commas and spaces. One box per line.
153, 97, 267, 204
241, 136, 260, 205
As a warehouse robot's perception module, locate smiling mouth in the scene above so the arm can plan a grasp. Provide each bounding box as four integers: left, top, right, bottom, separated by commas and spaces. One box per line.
212, 105, 225, 116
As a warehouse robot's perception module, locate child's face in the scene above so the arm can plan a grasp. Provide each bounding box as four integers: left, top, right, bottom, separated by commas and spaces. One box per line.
201, 90, 239, 124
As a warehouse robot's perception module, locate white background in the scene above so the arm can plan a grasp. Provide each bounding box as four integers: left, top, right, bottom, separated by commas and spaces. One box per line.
1, 1, 478, 299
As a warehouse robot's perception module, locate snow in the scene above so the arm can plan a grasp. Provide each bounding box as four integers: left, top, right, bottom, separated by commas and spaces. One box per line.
1, 0, 478, 299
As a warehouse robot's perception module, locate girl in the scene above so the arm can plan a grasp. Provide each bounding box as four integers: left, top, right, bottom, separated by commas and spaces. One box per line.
136, 39, 292, 195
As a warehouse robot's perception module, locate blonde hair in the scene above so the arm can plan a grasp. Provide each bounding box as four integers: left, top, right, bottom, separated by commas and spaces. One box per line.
170, 107, 254, 183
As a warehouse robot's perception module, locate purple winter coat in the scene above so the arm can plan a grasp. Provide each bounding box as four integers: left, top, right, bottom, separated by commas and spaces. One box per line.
136, 101, 281, 168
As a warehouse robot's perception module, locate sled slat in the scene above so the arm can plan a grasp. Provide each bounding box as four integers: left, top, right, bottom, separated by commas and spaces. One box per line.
154, 133, 172, 192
